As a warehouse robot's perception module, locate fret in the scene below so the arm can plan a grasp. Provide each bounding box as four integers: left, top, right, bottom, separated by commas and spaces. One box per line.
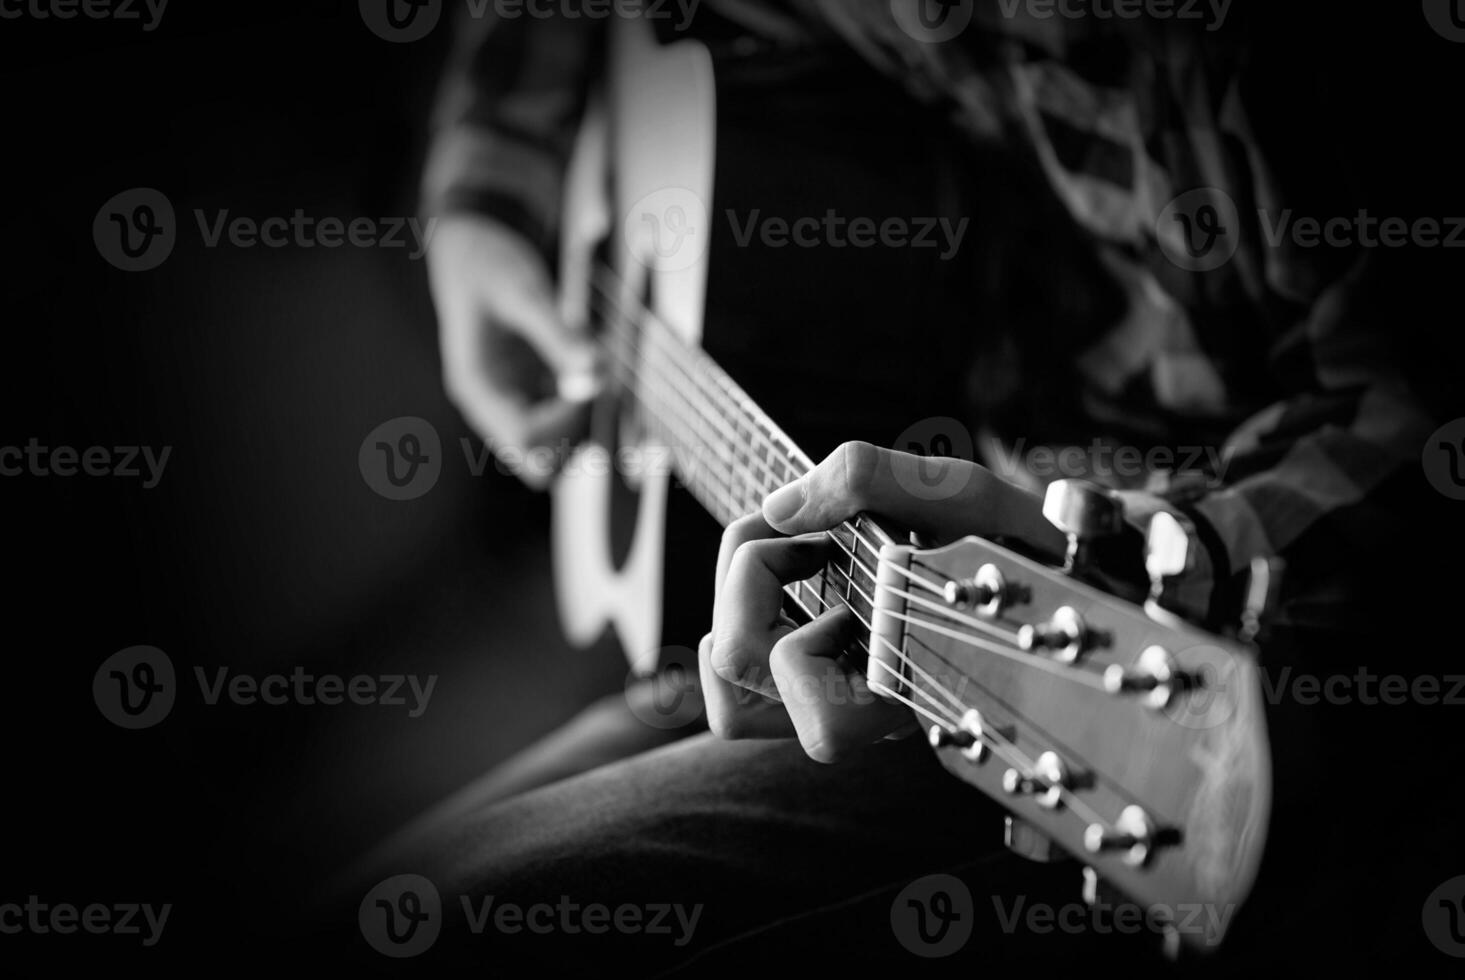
612, 295, 886, 669
800, 577, 823, 619
844, 522, 879, 630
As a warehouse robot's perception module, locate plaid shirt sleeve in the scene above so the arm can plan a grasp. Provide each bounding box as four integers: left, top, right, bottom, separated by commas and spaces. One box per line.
420, 6, 605, 260
803, 3, 1447, 630
1078, 38, 1443, 634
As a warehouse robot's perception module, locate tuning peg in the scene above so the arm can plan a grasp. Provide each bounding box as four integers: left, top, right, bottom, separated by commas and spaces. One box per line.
1043, 480, 1125, 577
942, 563, 1030, 618
1142, 509, 1201, 623
929, 708, 1008, 764
1081, 866, 1119, 907
1083, 804, 1157, 867
1018, 606, 1108, 664
1102, 645, 1186, 710
1239, 556, 1284, 644
1002, 751, 1069, 810
928, 725, 975, 751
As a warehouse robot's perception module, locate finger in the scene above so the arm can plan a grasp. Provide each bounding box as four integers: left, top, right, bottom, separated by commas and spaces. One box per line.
710, 533, 833, 696
486, 277, 603, 396
699, 632, 793, 741
705, 518, 784, 733
440, 306, 590, 488
760, 441, 977, 538
761, 441, 1066, 556
770, 606, 912, 764
714, 513, 777, 601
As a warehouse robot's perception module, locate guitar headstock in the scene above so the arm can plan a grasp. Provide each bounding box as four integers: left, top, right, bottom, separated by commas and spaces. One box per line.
866, 481, 1272, 954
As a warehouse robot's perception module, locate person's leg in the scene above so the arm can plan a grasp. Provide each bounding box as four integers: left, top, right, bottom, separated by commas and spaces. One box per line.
342, 671, 705, 889
358, 730, 1162, 974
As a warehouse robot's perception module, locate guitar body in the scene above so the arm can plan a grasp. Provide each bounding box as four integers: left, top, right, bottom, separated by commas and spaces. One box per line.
551, 19, 716, 674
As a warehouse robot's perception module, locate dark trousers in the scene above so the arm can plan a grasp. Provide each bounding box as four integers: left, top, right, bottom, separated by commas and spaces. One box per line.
350, 680, 1163, 975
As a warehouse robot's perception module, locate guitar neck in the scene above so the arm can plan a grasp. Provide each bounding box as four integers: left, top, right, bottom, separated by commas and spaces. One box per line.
602, 284, 897, 639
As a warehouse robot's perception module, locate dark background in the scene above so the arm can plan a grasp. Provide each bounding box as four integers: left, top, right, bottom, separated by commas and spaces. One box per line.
1, 2, 638, 968
2, 0, 1465, 973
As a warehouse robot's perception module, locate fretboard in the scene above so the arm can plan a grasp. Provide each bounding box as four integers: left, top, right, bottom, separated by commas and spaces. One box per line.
604, 292, 895, 645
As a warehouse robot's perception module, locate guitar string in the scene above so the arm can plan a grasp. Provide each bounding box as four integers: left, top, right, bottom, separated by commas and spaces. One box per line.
592, 280, 905, 581
881, 608, 1110, 694
781, 537, 1122, 817
586, 355, 975, 729
883, 578, 1023, 643
594, 325, 1073, 775
814, 558, 976, 718
592, 276, 803, 494
594, 299, 906, 646
592, 287, 902, 590
592, 278, 968, 586
817, 558, 1121, 818
591, 290, 1076, 713
593, 283, 906, 590
593, 298, 799, 514
587, 284, 1132, 815
591, 329, 907, 685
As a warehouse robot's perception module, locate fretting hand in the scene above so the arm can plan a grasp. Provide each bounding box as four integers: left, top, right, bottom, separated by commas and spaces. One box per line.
700, 441, 1066, 763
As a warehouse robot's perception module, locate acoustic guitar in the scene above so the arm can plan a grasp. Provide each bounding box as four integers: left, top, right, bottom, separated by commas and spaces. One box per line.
548, 11, 1271, 955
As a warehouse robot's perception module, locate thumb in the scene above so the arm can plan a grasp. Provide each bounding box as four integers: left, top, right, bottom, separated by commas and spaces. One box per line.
492, 282, 602, 402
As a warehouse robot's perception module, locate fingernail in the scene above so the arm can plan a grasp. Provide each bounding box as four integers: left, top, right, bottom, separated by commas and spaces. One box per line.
763, 479, 805, 526
557, 368, 602, 404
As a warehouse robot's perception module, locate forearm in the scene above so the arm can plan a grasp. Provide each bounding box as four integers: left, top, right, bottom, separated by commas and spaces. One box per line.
421, 5, 604, 258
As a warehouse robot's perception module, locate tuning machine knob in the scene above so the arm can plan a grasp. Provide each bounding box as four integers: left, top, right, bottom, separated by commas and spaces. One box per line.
1142, 510, 1200, 624
943, 563, 1030, 618
1239, 555, 1284, 645
1084, 804, 1157, 867
1044, 479, 1124, 578
1002, 751, 1069, 810
1018, 606, 1108, 664
929, 708, 1010, 764
1102, 645, 1190, 709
